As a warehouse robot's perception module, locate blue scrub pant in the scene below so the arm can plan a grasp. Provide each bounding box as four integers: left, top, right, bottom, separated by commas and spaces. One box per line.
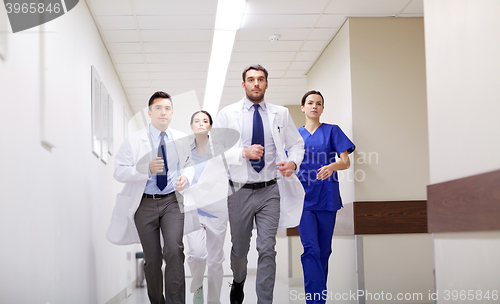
297, 210, 337, 304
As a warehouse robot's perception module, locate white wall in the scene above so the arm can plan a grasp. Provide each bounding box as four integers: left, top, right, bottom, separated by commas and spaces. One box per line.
424, 1, 500, 303
0, 2, 139, 304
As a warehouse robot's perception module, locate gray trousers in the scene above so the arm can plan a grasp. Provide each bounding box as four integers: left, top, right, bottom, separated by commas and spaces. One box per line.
227, 183, 280, 304
134, 194, 185, 304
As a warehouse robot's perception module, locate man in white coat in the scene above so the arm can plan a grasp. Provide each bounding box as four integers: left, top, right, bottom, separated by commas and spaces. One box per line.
212, 64, 305, 304
106, 91, 195, 304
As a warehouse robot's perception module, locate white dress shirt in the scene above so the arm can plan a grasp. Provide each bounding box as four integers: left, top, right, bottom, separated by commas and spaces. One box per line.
230, 98, 278, 183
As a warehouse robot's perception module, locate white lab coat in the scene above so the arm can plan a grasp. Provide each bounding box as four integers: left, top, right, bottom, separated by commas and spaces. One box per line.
189, 99, 305, 228
106, 126, 196, 245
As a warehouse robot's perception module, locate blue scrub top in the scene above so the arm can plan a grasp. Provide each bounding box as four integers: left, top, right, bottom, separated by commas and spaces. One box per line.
298, 124, 355, 211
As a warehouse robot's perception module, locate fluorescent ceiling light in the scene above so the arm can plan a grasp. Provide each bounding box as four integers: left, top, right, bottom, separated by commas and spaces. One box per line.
203, 0, 246, 115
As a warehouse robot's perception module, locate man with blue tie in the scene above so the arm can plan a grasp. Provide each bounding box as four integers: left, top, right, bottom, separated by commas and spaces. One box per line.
107, 91, 195, 304
212, 64, 305, 304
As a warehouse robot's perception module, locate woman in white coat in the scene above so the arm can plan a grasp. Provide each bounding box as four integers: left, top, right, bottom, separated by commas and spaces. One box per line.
185, 110, 228, 304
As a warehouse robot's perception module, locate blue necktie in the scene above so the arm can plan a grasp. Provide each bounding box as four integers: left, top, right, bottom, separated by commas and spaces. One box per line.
157, 131, 168, 191
250, 104, 265, 173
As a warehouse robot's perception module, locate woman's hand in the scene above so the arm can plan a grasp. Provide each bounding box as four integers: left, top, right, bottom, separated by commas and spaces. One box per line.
316, 164, 334, 180
316, 151, 351, 180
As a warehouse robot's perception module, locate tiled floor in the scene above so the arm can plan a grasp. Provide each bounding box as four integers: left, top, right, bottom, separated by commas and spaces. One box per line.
121, 275, 305, 304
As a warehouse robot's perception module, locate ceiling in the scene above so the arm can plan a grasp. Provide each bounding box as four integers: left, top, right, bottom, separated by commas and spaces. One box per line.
86, 0, 423, 114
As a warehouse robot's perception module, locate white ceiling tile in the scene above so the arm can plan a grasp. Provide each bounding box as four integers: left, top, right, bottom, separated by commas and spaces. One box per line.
134, 0, 217, 15
402, 0, 424, 14
122, 80, 152, 88
278, 78, 307, 86
231, 52, 296, 62
225, 71, 242, 80
89, 0, 133, 16
316, 15, 346, 28
222, 87, 244, 95
285, 70, 307, 78
116, 63, 148, 72
267, 70, 286, 79
146, 53, 210, 63
103, 30, 140, 43
97, 16, 136, 30
295, 51, 321, 61
148, 63, 208, 72
128, 94, 149, 100
120, 72, 149, 80
233, 41, 302, 52
244, 0, 329, 14
151, 79, 207, 88
308, 28, 337, 40
108, 42, 143, 53
113, 53, 145, 64
301, 40, 329, 52
137, 15, 214, 30
228, 61, 291, 71
141, 30, 212, 42
272, 85, 307, 93
241, 15, 319, 29
149, 71, 207, 80
289, 61, 314, 70
126, 88, 156, 95
143, 42, 211, 53
325, 0, 409, 15
236, 28, 310, 41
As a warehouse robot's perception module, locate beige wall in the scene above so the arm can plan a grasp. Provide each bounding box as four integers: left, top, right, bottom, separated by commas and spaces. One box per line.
349, 17, 429, 202
424, 1, 500, 302
305, 21, 359, 301
307, 19, 355, 236
306, 17, 434, 304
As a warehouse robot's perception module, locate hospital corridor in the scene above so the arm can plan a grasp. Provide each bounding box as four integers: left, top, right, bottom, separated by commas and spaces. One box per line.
1, 0, 499, 303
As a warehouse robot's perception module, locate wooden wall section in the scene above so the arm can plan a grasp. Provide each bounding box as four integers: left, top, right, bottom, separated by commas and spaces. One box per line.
427, 169, 500, 233
353, 201, 428, 234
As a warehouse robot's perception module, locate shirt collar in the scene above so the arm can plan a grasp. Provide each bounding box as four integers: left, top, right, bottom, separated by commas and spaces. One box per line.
149, 124, 170, 139
243, 97, 267, 112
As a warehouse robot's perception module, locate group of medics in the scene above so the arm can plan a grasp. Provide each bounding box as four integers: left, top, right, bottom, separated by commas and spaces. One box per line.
106, 64, 355, 304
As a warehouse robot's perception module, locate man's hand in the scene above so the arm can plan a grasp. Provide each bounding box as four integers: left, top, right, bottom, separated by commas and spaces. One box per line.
276, 161, 296, 177
175, 175, 188, 191
242, 144, 264, 160
149, 157, 164, 174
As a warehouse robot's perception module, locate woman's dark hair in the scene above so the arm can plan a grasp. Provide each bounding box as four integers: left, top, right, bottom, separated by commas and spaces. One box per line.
301, 90, 324, 107
148, 91, 172, 108
190, 110, 213, 126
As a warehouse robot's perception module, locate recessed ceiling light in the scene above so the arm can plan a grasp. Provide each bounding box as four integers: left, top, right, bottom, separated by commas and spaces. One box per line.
203, 0, 247, 115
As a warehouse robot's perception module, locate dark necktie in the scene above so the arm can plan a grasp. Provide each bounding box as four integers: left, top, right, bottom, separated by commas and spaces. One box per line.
250, 104, 265, 173
157, 131, 168, 191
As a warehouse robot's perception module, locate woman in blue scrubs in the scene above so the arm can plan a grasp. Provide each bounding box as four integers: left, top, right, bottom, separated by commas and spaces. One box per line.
297, 91, 355, 303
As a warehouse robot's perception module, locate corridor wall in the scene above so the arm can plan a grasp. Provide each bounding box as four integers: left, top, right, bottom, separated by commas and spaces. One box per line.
424, 1, 500, 302
0, 2, 139, 304
306, 17, 433, 303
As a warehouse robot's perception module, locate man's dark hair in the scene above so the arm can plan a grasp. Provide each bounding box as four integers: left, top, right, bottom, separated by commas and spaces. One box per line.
148, 91, 172, 108
301, 90, 325, 107
190, 110, 213, 126
242, 64, 269, 82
